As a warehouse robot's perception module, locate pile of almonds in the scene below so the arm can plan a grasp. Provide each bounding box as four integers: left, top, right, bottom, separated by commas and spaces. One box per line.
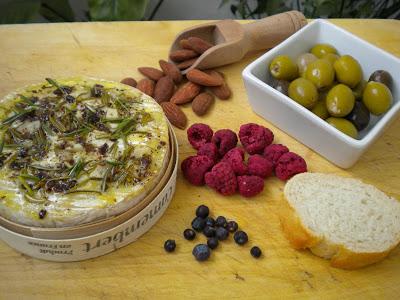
120, 37, 231, 129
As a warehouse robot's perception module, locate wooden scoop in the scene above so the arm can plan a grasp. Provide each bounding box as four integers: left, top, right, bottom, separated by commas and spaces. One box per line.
170, 11, 307, 74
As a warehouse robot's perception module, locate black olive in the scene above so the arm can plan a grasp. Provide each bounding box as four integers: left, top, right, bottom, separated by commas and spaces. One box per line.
346, 101, 370, 131
91, 84, 104, 97
65, 95, 75, 103
369, 70, 393, 91
98, 143, 109, 155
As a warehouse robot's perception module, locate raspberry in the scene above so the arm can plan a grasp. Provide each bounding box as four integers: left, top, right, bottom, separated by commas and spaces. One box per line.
239, 123, 274, 155
212, 129, 238, 156
263, 144, 289, 168
237, 175, 264, 197
187, 123, 213, 150
181, 155, 214, 186
222, 147, 247, 175
247, 154, 273, 178
205, 162, 237, 196
197, 142, 219, 163
275, 152, 307, 181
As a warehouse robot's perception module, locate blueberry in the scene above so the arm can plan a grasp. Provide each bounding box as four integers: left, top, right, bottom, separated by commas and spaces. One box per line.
196, 205, 209, 218
215, 227, 229, 241
203, 226, 216, 238
191, 217, 206, 232
205, 217, 215, 227
207, 237, 219, 250
250, 246, 262, 258
183, 228, 196, 240
215, 216, 227, 228
234, 231, 248, 245
227, 220, 238, 233
164, 239, 176, 252
192, 244, 211, 261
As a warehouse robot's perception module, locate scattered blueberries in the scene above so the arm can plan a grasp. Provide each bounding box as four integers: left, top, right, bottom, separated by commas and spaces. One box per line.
205, 216, 216, 227
207, 237, 219, 250
196, 205, 209, 218
203, 226, 216, 238
215, 216, 228, 228
234, 231, 249, 245
164, 239, 176, 252
193, 244, 211, 261
165, 205, 261, 261
183, 228, 196, 240
215, 227, 229, 241
227, 220, 238, 233
250, 246, 262, 258
191, 216, 206, 232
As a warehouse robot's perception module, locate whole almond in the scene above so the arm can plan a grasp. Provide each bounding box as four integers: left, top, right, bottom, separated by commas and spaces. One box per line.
137, 78, 155, 96
138, 67, 164, 81
187, 37, 213, 54
171, 82, 201, 105
192, 92, 214, 116
209, 83, 231, 100
176, 58, 197, 70
179, 39, 192, 50
120, 77, 137, 88
154, 76, 175, 103
159, 59, 182, 84
186, 69, 224, 87
161, 102, 187, 129
204, 70, 224, 81
169, 49, 198, 62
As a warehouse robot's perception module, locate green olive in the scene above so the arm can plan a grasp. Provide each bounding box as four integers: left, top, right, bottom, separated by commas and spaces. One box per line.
346, 101, 370, 131
321, 53, 339, 66
368, 70, 393, 91
288, 78, 318, 109
269, 55, 298, 81
362, 81, 393, 115
296, 53, 317, 76
310, 44, 337, 58
352, 80, 367, 100
333, 55, 362, 88
312, 100, 330, 119
269, 78, 290, 96
326, 84, 355, 117
326, 117, 358, 139
305, 59, 335, 90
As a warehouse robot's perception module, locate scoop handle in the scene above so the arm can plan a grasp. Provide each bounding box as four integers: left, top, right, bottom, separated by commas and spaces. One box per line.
242, 11, 307, 52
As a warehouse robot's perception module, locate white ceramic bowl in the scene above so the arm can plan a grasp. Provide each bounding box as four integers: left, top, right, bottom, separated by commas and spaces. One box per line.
242, 19, 400, 168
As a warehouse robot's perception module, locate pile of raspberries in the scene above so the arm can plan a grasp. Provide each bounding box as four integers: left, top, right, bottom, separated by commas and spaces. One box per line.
181, 123, 307, 197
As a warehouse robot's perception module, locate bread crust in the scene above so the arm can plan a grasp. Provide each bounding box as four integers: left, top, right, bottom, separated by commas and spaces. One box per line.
280, 194, 397, 269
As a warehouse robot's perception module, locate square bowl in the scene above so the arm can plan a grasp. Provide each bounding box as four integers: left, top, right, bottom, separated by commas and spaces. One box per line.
242, 19, 400, 168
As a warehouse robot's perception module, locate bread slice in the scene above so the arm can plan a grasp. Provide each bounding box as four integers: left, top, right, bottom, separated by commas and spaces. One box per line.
280, 172, 400, 269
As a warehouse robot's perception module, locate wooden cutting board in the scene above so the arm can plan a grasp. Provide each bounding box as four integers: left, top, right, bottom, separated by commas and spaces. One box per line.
0, 19, 399, 299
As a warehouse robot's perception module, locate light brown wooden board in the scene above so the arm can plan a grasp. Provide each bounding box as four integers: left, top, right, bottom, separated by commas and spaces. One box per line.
0, 19, 399, 299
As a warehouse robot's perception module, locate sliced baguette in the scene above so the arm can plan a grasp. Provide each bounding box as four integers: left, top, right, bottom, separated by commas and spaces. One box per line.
280, 172, 400, 269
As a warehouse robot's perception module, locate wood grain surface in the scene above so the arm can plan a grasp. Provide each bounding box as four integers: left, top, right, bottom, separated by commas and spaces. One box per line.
0, 19, 399, 299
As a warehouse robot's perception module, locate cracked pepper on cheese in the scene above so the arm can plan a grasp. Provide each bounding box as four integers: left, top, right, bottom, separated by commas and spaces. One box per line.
0, 77, 169, 227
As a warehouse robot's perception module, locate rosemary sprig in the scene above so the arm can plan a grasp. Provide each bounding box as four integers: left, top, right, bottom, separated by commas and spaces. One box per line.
18, 175, 33, 196
0, 107, 36, 127
46, 78, 67, 96
24, 193, 47, 204
110, 117, 136, 139
69, 158, 85, 178
105, 160, 124, 166
62, 127, 90, 137
101, 165, 113, 192
49, 114, 66, 132
19, 173, 41, 183
0, 131, 5, 154
29, 164, 61, 171
64, 189, 102, 195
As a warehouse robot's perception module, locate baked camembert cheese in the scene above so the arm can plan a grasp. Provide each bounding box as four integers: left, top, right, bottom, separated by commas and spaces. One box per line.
0, 77, 169, 227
